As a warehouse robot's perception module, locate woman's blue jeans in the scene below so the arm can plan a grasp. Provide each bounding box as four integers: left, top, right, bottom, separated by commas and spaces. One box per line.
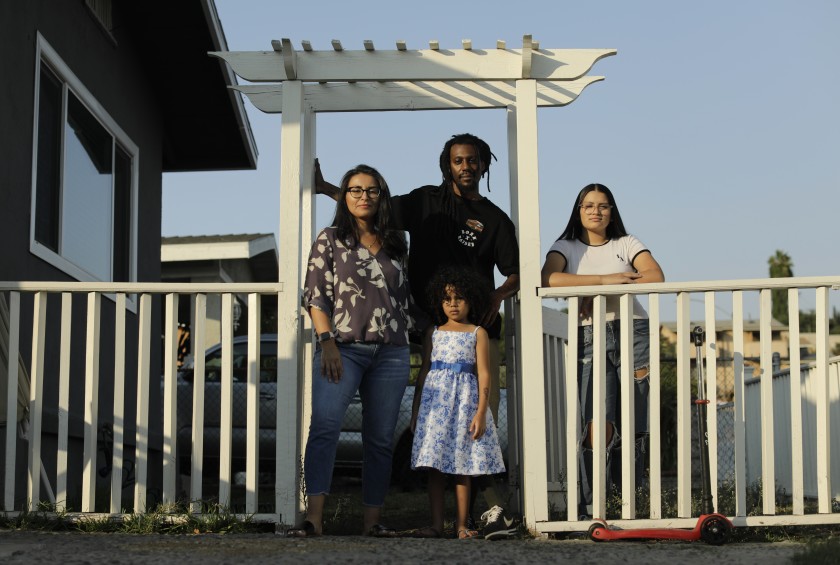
304, 342, 409, 507
578, 319, 650, 516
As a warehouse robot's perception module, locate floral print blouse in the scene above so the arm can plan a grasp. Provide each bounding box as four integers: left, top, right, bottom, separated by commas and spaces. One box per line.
304, 227, 413, 345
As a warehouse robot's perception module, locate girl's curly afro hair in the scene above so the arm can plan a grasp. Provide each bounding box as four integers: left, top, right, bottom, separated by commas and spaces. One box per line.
426, 265, 491, 326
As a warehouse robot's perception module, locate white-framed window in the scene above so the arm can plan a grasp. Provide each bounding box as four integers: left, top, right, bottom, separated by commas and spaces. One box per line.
30, 32, 138, 284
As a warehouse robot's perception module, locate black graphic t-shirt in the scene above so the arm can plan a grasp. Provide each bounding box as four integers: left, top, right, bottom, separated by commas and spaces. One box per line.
390, 184, 519, 339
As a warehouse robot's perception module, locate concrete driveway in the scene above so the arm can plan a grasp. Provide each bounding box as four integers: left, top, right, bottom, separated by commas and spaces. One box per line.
0, 530, 806, 564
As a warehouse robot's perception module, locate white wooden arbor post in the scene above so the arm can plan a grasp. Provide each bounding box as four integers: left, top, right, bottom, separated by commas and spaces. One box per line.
213, 35, 615, 530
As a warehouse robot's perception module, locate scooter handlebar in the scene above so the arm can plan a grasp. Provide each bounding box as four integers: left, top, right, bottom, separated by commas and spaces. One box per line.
692, 326, 704, 346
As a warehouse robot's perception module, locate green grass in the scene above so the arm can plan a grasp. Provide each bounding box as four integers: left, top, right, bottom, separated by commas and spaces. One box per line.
0, 500, 267, 535
0, 502, 74, 532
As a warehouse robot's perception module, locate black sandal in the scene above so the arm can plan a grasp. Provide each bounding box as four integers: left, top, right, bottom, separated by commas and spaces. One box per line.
286, 520, 319, 538
365, 523, 398, 538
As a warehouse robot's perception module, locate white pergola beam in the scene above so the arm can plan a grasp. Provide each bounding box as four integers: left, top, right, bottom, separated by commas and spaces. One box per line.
276, 80, 306, 526
513, 78, 549, 524
211, 48, 615, 82
233, 77, 604, 113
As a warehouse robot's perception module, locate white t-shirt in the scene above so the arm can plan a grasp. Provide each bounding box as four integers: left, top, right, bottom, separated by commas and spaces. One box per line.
547, 235, 650, 325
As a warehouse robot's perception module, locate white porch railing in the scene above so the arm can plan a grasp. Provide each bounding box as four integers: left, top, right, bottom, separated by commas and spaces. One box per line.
0, 282, 294, 524
534, 275, 840, 533
2, 276, 840, 532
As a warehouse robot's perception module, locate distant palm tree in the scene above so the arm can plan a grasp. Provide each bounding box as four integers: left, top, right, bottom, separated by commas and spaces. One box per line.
768, 250, 794, 324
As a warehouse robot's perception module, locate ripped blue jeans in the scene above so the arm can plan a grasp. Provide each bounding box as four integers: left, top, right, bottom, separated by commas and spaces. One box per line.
578, 319, 650, 516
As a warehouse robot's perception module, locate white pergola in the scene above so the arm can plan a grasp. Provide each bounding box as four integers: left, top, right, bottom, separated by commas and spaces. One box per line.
212, 35, 615, 529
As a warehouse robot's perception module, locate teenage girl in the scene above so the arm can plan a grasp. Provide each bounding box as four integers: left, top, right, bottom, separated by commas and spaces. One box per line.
410, 266, 506, 539
541, 183, 664, 518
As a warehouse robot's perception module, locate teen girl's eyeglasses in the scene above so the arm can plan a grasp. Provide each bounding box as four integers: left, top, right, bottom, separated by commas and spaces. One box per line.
579, 203, 613, 213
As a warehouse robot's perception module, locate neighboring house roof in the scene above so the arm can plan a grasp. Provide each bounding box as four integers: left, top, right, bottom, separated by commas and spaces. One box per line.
161, 234, 278, 282
123, 0, 257, 172
162, 234, 276, 261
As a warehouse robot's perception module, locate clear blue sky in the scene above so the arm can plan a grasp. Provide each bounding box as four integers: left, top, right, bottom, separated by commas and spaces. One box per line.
163, 0, 839, 317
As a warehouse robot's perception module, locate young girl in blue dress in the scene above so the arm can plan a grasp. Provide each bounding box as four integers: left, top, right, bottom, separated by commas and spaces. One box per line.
410, 266, 506, 539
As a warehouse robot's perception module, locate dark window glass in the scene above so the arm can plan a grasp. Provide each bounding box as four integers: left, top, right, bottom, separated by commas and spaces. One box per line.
62, 92, 113, 280
34, 66, 63, 251
113, 144, 131, 281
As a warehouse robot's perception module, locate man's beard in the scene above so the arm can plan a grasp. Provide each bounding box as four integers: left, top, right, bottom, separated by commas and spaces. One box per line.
453, 175, 479, 193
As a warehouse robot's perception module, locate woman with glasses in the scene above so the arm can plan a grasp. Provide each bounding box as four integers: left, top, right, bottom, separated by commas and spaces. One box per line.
289, 164, 412, 538
540, 183, 664, 519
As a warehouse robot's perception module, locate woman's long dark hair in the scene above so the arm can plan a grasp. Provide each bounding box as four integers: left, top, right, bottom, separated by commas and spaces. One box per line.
557, 183, 629, 241
332, 164, 407, 259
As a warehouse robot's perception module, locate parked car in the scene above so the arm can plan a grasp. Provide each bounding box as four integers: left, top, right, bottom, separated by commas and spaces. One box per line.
174, 334, 508, 489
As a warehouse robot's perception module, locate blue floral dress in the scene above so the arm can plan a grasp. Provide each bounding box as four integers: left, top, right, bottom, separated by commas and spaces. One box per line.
411, 328, 506, 475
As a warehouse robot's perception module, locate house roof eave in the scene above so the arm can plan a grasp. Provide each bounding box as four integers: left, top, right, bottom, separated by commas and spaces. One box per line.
124, 0, 257, 172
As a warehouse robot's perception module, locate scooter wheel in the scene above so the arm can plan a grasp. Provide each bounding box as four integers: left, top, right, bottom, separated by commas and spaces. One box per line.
700, 515, 730, 545
588, 523, 606, 542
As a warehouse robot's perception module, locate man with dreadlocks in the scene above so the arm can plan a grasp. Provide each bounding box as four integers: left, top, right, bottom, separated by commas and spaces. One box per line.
315, 133, 520, 539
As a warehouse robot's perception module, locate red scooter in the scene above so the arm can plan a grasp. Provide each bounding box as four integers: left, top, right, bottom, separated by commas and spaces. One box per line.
588, 326, 734, 545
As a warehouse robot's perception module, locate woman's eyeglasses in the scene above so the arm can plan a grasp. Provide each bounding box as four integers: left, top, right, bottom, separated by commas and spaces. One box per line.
347, 187, 381, 199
